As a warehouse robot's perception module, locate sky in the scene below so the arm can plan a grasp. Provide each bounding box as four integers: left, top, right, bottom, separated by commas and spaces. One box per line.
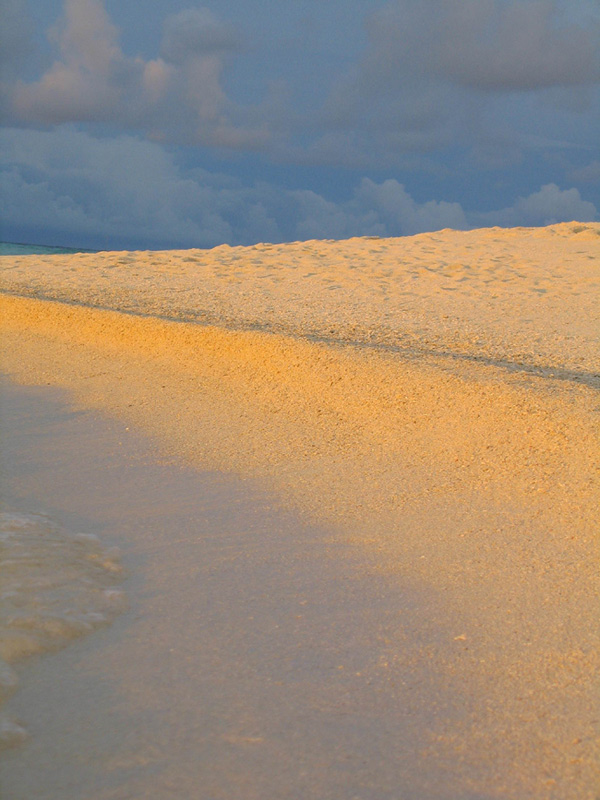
0, 0, 599, 249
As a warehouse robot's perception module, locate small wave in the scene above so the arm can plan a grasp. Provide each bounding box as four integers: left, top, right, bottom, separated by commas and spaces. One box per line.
0, 511, 126, 749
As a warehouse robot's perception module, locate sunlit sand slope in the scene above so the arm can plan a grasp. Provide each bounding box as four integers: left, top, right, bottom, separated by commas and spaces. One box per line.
1, 223, 599, 798
2, 222, 599, 376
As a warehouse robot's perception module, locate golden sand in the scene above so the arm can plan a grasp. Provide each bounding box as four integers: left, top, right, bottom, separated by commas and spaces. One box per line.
1, 223, 599, 797
2, 222, 599, 374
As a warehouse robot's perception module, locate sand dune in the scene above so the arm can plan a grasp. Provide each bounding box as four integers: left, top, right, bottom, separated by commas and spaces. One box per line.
0, 223, 599, 798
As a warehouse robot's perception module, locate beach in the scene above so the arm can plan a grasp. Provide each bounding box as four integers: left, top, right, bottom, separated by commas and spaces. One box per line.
1, 223, 599, 799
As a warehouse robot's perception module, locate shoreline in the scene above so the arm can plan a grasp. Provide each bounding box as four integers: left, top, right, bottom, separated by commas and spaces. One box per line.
0, 377, 465, 800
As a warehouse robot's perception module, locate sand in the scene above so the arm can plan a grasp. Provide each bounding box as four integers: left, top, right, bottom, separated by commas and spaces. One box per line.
2, 222, 598, 376
0, 379, 485, 800
0, 223, 599, 798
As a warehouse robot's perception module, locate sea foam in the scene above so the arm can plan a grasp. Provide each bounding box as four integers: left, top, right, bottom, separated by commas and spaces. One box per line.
0, 510, 126, 748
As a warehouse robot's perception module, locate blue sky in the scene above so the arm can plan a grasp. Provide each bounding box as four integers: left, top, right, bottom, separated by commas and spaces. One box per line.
1, 0, 599, 249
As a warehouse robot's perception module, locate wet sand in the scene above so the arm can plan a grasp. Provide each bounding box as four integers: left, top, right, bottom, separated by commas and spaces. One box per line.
2, 379, 475, 800
1, 224, 599, 798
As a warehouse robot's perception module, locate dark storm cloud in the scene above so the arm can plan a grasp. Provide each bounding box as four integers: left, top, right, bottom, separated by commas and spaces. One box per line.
160, 8, 240, 63
568, 159, 600, 184
0, 128, 470, 247
1, 128, 595, 250
0, 0, 34, 79
314, 0, 600, 165
364, 0, 600, 93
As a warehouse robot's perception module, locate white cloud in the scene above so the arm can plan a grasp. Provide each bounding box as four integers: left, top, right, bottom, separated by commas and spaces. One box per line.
478, 183, 597, 226
10, 0, 266, 149
350, 179, 468, 234
13, 0, 125, 122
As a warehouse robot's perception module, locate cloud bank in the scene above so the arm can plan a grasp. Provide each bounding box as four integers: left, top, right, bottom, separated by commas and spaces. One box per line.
1, 128, 595, 249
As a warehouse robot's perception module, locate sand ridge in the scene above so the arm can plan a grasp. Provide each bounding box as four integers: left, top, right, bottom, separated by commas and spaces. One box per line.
2, 222, 599, 378
1, 224, 599, 798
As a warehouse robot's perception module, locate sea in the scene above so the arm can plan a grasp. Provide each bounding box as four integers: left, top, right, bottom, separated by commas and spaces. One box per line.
0, 241, 97, 256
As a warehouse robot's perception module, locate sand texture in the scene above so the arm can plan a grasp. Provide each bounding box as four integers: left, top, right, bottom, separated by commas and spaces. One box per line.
0, 223, 599, 799
2, 222, 599, 378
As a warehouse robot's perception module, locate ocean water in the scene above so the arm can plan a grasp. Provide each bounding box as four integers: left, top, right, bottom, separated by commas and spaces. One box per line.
0, 510, 126, 749
0, 242, 97, 256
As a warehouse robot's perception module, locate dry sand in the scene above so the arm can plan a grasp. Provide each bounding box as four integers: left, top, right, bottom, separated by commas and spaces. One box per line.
0, 223, 599, 798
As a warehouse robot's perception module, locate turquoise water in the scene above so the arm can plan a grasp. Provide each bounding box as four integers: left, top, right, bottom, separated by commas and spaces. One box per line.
0, 242, 97, 256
